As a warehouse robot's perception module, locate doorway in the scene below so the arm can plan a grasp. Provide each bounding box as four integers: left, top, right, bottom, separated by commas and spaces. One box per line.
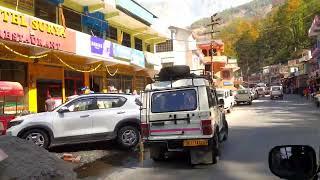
37, 80, 62, 112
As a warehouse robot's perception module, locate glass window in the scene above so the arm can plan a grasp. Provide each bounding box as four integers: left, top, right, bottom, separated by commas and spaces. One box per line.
206, 87, 214, 108
272, 87, 281, 91
66, 98, 96, 112
97, 97, 126, 109
35, 0, 57, 23
146, 43, 151, 52
156, 40, 173, 53
238, 90, 249, 94
122, 32, 131, 48
135, 38, 143, 51
63, 7, 82, 31
151, 89, 197, 113
107, 26, 118, 41
3, 0, 34, 12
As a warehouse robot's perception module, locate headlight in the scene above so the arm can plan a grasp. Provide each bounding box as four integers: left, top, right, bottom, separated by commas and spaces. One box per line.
7, 120, 23, 129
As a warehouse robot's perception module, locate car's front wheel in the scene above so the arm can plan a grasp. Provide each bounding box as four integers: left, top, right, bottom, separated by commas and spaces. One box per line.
117, 126, 139, 149
21, 129, 50, 149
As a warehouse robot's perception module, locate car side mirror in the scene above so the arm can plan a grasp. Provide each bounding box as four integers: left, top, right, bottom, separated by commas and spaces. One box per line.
269, 145, 317, 180
58, 106, 69, 113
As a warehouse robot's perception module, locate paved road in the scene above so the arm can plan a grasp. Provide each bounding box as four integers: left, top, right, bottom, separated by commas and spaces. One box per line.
76, 95, 320, 180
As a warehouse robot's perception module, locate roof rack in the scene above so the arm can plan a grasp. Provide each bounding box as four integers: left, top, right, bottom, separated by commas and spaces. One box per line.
149, 68, 213, 91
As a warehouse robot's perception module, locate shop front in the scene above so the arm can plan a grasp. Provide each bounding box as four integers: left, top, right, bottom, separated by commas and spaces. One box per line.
0, 5, 77, 113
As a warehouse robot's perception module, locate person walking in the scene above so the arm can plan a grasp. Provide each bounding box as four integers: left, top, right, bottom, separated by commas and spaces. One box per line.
45, 95, 56, 112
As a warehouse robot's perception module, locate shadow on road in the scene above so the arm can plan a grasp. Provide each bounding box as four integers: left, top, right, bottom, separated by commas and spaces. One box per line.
49, 140, 118, 153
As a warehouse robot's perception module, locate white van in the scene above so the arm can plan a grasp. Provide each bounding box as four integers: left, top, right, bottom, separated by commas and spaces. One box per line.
216, 89, 234, 113
140, 66, 229, 165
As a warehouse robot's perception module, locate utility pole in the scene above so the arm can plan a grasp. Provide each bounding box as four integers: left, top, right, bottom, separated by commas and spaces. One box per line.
204, 13, 221, 82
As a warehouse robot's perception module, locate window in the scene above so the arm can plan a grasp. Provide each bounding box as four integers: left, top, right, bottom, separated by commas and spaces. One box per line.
206, 87, 214, 108
222, 70, 231, 79
3, 0, 33, 12
146, 43, 151, 52
122, 32, 131, 47
211, 90, 218, 106
135, 38, 143, 51
66, 98, 96, 112
107, 26, 118, 41
35, 0, 57, 23
156, 40, 173, 53
63, 7, 82, 31
238, 90, 249, 94
202, 49, 208, 56
97, 97, 126, 109
151, 89, 197, 113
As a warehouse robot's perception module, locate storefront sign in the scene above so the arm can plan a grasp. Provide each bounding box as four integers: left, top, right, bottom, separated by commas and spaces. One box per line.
91, 37, 104, 55
76, 32, 113, 60
131, 49, 145, 68
223, 81, 233, 86
0, 6, 75, 52
113, 44, 132, 61
144, 52, 161, 66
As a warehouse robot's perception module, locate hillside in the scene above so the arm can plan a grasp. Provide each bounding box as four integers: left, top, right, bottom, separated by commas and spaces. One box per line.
190, 0, 285, 34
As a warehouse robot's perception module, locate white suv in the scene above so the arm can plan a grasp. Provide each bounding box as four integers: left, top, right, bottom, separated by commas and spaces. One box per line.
216, 89, 234, 113
6, 94, 141, 149
140, 66, 228, 165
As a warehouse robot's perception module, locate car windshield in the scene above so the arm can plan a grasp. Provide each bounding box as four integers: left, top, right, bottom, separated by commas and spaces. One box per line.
216, 91, 224, 97
238, 90, 248, 94
272, 87, 281, 91
151, 89, 197, 113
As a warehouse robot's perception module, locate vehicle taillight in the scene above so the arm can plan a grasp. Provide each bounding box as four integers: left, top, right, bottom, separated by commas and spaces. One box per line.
201, 120, 212, 135
140, 123, 150, 137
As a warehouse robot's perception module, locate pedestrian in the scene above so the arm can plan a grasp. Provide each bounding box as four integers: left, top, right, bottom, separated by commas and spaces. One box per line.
45, 95, 55, 112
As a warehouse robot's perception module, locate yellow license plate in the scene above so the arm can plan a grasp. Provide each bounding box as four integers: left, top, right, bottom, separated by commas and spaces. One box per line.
183, 139, 208, 147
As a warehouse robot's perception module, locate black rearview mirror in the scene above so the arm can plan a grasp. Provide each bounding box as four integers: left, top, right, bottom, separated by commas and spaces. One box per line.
218, 99, 224, 107
269, 145, 317, 180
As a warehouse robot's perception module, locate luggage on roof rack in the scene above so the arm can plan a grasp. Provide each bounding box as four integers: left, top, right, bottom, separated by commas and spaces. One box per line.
157, 65, 191, 81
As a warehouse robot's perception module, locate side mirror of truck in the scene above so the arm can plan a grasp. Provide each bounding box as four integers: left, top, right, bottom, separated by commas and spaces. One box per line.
269, 145, 317, 180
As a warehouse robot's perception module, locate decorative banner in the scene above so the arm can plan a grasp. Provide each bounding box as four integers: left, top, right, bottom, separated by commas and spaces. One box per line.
131, 49, 145, 68
0, 6, 75, 53
76, 32, 113, 60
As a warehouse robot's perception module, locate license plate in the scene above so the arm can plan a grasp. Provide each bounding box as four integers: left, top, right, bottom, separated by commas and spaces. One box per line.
183, 139, 208, 147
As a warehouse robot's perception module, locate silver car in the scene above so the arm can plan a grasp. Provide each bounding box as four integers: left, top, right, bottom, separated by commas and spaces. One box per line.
235, 89, 252, 105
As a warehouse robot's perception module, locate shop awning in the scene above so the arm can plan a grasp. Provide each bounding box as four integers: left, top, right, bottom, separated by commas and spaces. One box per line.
0, 81, 24, 96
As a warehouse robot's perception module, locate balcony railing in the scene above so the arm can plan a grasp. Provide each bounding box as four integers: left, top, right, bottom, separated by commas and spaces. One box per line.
312, 39, 320, 57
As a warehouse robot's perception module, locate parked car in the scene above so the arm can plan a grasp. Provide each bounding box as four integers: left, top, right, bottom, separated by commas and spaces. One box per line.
216, 89, 234, 113
270, 86, 283, 100
235, 89, 252, 105
141, 66, 228, 165
6, 94, 141, 149
256, 87, 266, 97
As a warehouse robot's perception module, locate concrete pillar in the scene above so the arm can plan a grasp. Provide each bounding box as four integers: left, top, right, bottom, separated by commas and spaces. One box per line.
84, 72, 90, 88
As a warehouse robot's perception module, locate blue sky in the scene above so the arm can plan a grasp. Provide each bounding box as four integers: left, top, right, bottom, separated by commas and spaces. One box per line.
136, 0, 253, 27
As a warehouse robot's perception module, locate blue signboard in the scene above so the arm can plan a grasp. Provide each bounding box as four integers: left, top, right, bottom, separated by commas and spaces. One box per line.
223, 81, 234, 86
113, 44, 132, 60
131, 49, 145, 68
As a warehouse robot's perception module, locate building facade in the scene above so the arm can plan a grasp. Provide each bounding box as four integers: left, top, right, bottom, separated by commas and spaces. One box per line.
198, 40, 240, 89
0, 0, 168, 113
309, 15, 320, 91
155, 26, 204, 73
